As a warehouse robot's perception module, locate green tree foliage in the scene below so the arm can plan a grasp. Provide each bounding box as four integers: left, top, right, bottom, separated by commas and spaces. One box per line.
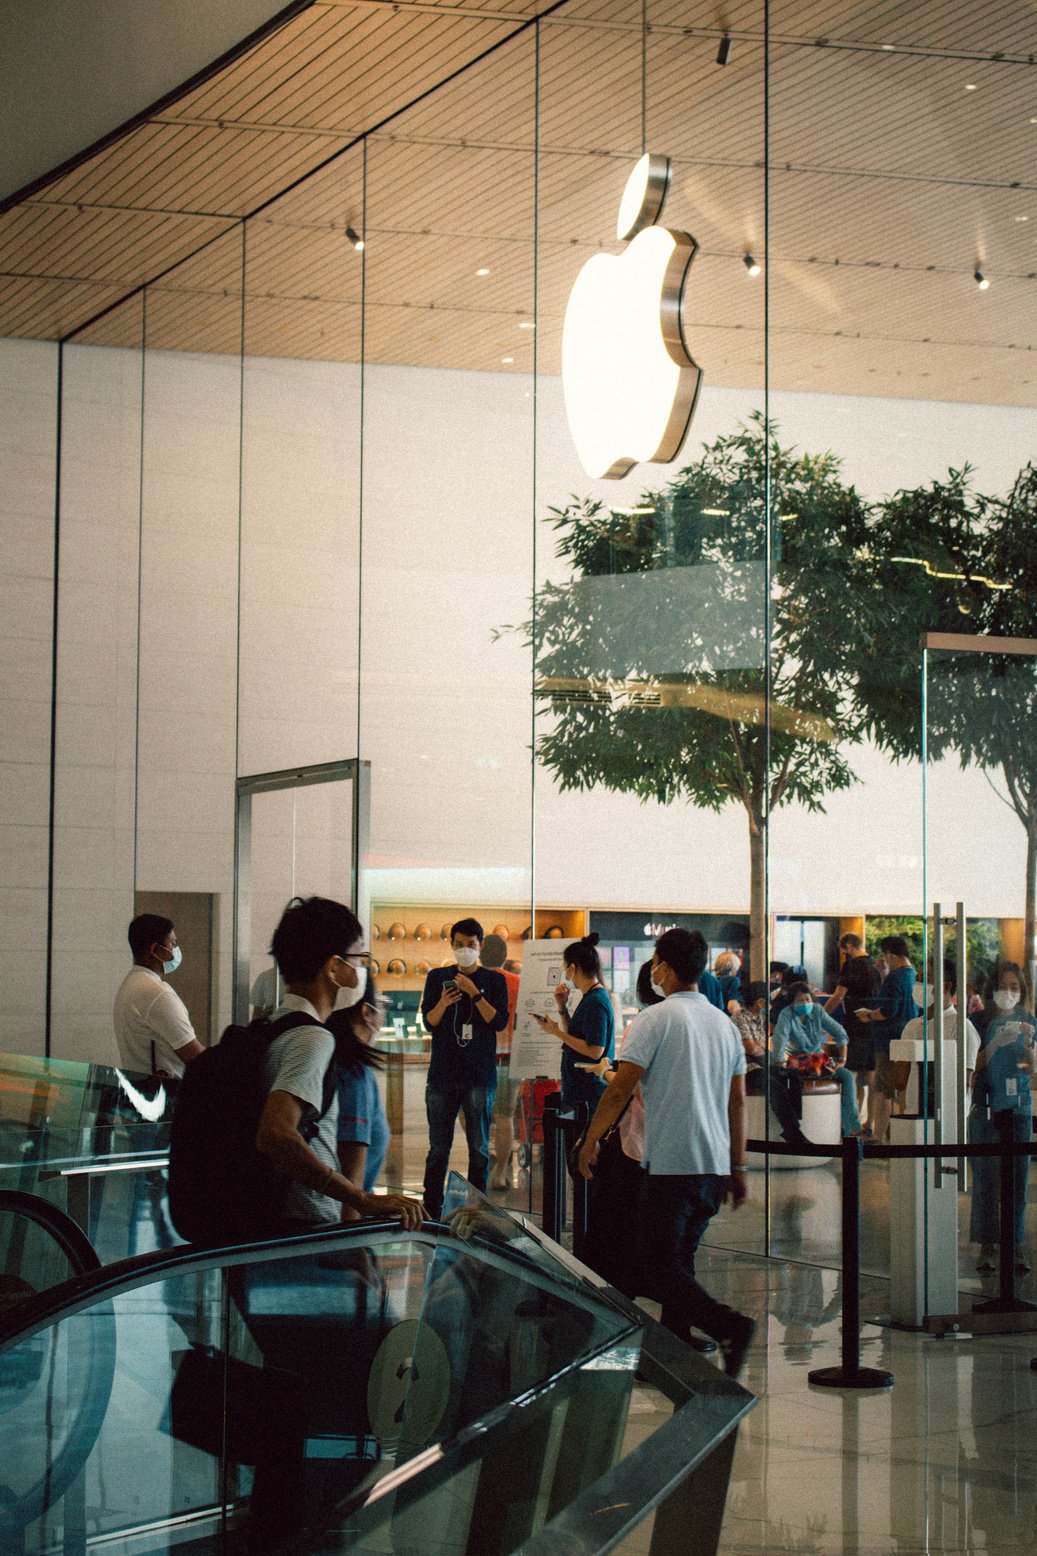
503, 416, 873, 976
860, 463, 1037, 982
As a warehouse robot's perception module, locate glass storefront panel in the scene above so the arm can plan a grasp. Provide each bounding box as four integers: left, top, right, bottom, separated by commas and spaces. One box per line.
531, 1, 768, 1253
764, 9, 1037, 1293
49, 298, 145, 1065
358, 38, 538, 1202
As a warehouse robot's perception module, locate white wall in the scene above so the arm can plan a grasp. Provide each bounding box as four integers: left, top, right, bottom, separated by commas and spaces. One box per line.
2, 334, 1035, 1062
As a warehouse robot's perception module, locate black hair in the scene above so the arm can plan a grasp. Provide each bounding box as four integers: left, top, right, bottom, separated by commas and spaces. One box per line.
839, 933, 863, 951
654, 928, 708, 985
879, 935, 910, 959
481, 933, 507, 969
636, 960, 664, 1006
783, 964, 806, 987
564, 932, 601, 978
940, 958, 957, 995
769, 961, 790, 977
129, 913, 174, 959
326, 970, 384, 1073
787, 981, 813, 1004
746, 980, 769, 1006
451, 917, 484, 943
270, 895, 363, 984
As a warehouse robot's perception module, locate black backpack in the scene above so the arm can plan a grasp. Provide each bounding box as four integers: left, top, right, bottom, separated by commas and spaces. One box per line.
168, 1012, 337, 1246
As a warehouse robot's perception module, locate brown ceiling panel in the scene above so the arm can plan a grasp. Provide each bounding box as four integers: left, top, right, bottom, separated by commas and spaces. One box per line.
0, 275, 128, 340
0, 0, 1034, 412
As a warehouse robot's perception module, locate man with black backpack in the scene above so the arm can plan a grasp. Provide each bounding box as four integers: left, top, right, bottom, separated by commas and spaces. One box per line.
169, 895, 425, 1242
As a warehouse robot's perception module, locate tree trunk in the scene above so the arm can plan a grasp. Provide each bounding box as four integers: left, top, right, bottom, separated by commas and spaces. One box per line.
1021, 815, 1027, 995
749, 813, 767, 985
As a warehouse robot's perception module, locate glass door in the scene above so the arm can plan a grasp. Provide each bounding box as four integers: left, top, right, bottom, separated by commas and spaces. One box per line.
921, 632, 1037, 1321
233, 760, 371, 1022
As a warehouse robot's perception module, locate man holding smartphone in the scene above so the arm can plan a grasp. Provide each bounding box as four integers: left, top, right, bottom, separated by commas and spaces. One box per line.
421, 917, 509, 1217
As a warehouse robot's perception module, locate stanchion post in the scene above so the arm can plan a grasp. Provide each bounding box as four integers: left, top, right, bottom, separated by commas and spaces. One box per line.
809, 1136, 894, 1391
541, 1096, 565, 1244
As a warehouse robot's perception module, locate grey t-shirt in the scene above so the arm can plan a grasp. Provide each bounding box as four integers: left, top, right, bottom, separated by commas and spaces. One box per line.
262, 995, 340, 1227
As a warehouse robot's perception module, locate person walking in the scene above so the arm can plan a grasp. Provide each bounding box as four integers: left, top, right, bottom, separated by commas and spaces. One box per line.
576, 928, 755, 1377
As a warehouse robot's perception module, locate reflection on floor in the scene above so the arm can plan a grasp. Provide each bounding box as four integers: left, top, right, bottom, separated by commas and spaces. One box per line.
621, 1248, 1037, 1556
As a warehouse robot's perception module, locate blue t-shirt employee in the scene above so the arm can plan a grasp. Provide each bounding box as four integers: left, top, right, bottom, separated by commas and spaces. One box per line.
421, 917, 509, 1217
855, 933, 919, 1144
533, 933, 615, 1108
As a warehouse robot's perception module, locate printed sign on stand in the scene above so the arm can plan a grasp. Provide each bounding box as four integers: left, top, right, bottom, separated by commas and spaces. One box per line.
509, 940, 581, 1082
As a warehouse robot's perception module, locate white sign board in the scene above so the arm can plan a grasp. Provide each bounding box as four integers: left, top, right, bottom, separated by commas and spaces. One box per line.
509, 940, 580, 1083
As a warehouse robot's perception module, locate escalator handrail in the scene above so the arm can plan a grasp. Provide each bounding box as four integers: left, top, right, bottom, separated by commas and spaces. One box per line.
0, 1215, 407, 1348
0, 1211, 616, 1353
0, 1187, 102, 1276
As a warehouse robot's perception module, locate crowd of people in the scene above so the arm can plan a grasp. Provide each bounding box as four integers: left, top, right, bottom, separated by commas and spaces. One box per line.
111, 904, 1036, 1370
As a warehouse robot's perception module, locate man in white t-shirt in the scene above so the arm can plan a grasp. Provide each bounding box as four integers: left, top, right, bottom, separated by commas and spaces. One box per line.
577, 927, 755, 1377
113, 914, 205, 1077
898, 959, 981, 1103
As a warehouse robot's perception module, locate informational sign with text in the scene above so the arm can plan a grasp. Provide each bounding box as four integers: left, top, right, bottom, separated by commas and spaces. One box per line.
509, 940, 582, 1082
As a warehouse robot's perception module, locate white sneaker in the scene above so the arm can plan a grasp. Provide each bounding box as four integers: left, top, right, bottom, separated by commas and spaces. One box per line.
977, 1244, 996, 1272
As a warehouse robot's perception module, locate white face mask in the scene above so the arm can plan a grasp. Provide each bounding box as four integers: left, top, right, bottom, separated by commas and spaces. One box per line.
454, 945, 479, 969
335, 978, 366, 1010
161, 945, 182, 975
914, 983, 933, 1008
994, 988, 1020, 1011
650, 974, 666, 998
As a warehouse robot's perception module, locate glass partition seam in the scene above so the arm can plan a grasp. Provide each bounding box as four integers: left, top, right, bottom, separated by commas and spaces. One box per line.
356, 136, 367, 822
233, 219, 246, 1005
44, 342, 65, 1059
234, 219, 246, 785
530, 20, 540, 948
762, 0, 772, 1256
132, 287, 148, 900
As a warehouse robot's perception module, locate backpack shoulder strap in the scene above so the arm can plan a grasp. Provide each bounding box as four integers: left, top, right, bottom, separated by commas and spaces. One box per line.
260, 1011, 337, 1126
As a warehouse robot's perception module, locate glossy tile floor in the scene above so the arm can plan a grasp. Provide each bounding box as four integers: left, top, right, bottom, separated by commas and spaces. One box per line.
381, 1070, 1037, 1555
86, 1066, 1037, 1555
619, 1248, 1037, 1556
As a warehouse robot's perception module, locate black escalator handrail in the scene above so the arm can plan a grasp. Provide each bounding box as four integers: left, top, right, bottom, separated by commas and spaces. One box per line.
0, 1215, 408, 1349
0, 1188, 102, 1278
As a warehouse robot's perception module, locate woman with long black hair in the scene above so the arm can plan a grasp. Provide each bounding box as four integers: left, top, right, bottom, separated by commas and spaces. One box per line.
532, 932, 615, 1108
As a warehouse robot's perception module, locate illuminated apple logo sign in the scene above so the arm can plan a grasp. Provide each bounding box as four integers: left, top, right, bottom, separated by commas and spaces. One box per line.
562, 154, 702, 481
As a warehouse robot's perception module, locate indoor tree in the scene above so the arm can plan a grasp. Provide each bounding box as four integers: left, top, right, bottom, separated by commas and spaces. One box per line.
500, 416, 874, 977
857, 462, 1037, 981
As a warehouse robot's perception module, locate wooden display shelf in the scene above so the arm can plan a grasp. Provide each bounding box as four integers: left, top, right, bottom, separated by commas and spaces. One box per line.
369, 902, 585, 990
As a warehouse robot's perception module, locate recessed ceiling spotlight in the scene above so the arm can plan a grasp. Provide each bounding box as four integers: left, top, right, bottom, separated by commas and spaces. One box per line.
476, 266, 490, 276
518, 320, 536, 330
964, 83, 977, 91
743, 252, 762, 276
880, 43, 895, 51
345, 224, 365, 251
501, 355, 514, 364
974, 266, 990, 290
1016, 215, 1030, 222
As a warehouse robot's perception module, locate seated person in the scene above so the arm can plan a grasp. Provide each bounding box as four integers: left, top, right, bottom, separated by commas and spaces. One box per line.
772, 982, 863, 1138
731, 982, 808, 1147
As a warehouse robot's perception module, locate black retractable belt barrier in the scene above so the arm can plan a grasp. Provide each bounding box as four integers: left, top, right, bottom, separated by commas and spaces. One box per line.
541, 1096, 589, 1249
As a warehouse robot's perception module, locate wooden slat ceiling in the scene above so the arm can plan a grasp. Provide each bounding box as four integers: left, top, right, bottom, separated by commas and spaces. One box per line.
3, 0, 1036, 406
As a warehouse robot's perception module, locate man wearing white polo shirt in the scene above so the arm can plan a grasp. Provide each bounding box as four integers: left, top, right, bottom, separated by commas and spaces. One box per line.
577, 926, 755, 1377
113, 914, 204, 1078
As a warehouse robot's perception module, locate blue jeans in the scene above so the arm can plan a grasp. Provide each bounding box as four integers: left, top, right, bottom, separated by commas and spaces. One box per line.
832, 1065, 860, 1135
969, 1108, 1031, 1246
638, 1172, 745, 1345
423, 1084, 494, 1216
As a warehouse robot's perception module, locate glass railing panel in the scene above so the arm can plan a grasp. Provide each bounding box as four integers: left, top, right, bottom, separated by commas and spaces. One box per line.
0, 1219, 645, 1556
